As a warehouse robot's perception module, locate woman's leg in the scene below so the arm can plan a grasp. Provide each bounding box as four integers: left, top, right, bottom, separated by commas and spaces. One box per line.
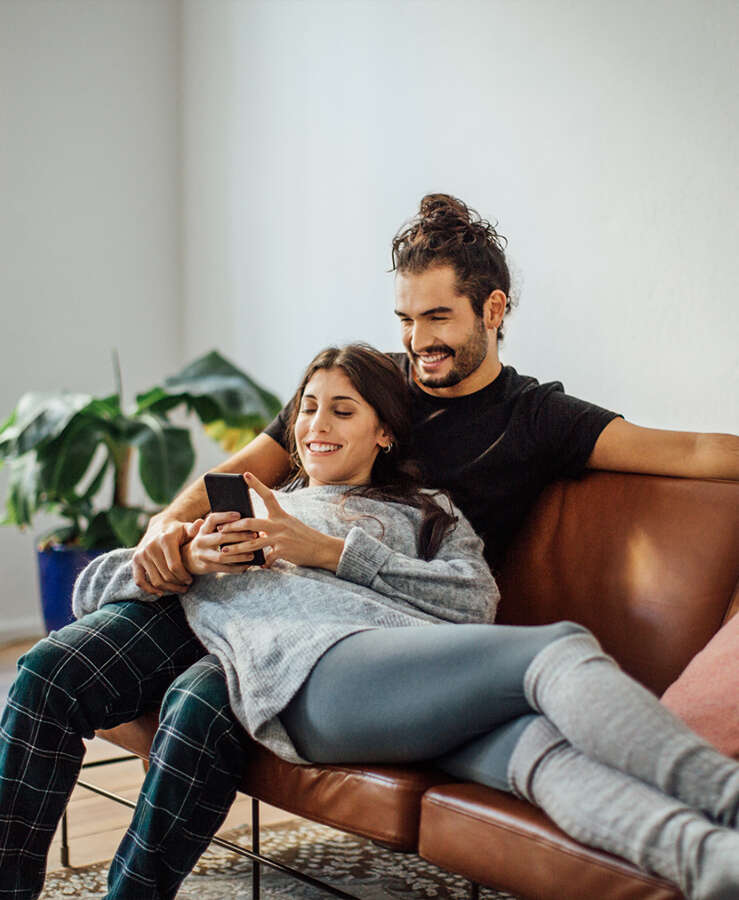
105, 655, 252, 900
521, 630, 739, 828
507, 718, 739, 900
281, 621, 584, 769
0, 598, 205, 900
281, 623, 739, 899
289, 623, 739, 829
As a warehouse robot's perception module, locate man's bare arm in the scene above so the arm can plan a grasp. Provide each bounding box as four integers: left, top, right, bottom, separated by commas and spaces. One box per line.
587, 418, 739, 481
132, 433, 291, 595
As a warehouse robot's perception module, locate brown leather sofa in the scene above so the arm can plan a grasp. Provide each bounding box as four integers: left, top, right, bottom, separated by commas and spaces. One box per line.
94, 471, 739, 899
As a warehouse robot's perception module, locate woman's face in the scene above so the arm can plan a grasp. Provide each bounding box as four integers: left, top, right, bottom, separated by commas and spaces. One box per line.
295, 367, 392, 487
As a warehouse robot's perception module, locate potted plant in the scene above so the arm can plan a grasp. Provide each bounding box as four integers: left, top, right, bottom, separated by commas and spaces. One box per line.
0, 350, 281, 632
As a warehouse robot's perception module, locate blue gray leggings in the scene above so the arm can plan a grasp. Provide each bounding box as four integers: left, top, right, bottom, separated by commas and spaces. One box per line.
281, 620, 585, 789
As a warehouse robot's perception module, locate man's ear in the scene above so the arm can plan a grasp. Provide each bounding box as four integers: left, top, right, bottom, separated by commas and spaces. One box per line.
483, 290, 507, 331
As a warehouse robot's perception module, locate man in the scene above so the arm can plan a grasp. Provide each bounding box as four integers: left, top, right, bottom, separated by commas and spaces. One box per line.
131, 193, 738, 594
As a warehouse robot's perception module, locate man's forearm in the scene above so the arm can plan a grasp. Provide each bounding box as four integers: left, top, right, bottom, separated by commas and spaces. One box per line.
694, 432, 739, 481
588, 419, 739, 481
150, 476, 210, 527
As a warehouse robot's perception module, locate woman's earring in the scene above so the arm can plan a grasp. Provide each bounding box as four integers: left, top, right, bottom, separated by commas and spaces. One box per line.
382, 442, 394, 454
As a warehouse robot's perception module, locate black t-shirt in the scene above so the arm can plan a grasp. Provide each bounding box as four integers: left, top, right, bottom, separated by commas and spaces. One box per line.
264, 353, 621, 569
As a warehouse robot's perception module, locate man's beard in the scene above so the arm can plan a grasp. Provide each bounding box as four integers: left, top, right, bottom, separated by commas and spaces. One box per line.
411, 317, 488, 388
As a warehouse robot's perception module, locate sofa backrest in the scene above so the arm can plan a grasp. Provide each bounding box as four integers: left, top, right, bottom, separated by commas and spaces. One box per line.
496, 472, 739, 695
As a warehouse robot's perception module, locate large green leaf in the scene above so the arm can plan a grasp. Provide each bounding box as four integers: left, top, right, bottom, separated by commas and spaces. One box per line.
37, 415, 105, 498
107, 506, 148, 548
134, 415, 195, 505
78, 506, 148, 550
79, 456, 112, 502
0, 393, 93, 458
135, 350, 282, 427
1, 454, 42, 526
0, 393, 121, 460
130, 388, 182, 417
0, 410, 16, 440
79, 511, 119, 551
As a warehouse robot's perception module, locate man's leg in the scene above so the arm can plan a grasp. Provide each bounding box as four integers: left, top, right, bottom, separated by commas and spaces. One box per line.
0, 598, 205, 900
105, 655, 251, 900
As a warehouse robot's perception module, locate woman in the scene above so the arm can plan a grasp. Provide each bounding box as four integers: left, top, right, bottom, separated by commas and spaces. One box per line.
1, 345, 737, 900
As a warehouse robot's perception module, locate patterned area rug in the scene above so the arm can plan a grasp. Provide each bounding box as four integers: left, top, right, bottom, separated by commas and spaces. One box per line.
41, 819, 518, 898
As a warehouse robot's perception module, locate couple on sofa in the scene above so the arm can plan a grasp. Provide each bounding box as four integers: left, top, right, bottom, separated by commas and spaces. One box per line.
1, 194, 738, 900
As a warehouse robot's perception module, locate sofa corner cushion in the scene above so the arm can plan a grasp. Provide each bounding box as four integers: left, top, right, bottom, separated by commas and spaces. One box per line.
661, 612, 739, 760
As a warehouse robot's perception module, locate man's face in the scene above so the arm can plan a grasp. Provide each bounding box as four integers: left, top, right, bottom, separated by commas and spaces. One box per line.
394, 265, 489, 390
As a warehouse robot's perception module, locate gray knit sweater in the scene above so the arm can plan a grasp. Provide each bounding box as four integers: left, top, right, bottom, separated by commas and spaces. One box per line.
72, 485, 499, 763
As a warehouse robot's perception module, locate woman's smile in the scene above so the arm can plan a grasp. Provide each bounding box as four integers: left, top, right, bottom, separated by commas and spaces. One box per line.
305, 441, 343, 455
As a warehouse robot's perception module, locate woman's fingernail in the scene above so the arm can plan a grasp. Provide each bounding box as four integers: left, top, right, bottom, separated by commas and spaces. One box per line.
222, 547, 229, 553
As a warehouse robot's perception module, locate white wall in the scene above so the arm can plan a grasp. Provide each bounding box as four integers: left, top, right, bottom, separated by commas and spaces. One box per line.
182, 0, 738, 431
0, 0, 182, 641
2, 0, 737, 643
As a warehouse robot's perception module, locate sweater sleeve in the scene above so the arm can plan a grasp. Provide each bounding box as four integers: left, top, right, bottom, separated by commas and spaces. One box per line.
335, 507, 499, 624
71, 547, 156, 619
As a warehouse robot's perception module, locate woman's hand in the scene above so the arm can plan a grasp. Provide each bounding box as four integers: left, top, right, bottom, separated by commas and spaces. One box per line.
181, 513, 257, 576
217, 473, 345, 571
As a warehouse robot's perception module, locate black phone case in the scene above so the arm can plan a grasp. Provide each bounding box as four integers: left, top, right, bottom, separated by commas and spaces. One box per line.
203, 473, 265, 565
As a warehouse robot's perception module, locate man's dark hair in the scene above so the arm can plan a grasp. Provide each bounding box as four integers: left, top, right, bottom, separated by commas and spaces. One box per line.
390, 194, 516, 340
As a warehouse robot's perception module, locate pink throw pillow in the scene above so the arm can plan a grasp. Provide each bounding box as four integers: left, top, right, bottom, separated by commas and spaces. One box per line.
661, 613, 739, 759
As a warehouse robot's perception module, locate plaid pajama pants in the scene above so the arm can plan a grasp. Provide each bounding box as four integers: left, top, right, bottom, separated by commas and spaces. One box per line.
0, 598, 252, 900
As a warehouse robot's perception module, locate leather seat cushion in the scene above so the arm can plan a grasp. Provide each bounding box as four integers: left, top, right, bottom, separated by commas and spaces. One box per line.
419, 783, 683, 899
240, 745, 448, 850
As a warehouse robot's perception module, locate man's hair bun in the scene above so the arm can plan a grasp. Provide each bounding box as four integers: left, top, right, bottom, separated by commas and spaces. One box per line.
414, 194, 507, 253
419, 193, 469, 222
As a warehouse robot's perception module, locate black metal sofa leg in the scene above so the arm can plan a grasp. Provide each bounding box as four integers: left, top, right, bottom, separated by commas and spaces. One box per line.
60, 807, 70, 866
252, 798, 260, 899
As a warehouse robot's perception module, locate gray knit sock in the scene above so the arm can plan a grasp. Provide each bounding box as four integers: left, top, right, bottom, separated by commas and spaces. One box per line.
523, 632, 739, 829
508, 717, 739, 900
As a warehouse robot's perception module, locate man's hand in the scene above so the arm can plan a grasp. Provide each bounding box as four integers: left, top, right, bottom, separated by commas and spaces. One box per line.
132, 518, 197, 597
217, 473, 345, 572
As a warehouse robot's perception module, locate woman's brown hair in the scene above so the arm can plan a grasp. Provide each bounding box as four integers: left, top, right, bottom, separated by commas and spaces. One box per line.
390, 193, 517, 340
278, 343, 456, 560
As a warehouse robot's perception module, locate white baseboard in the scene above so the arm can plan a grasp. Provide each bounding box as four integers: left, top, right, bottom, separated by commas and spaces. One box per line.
0, 615, 44, 647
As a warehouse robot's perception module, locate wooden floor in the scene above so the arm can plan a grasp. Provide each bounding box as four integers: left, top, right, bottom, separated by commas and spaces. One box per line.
0, 638, 295, 873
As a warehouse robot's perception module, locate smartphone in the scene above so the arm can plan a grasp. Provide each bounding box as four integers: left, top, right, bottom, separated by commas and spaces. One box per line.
203, 472, 265, 566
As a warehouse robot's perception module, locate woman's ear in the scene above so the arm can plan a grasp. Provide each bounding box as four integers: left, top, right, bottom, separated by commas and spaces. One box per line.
377, 425, 394, 450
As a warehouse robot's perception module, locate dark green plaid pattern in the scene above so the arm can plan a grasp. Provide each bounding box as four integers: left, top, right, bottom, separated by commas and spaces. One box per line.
0, 599, 250, 899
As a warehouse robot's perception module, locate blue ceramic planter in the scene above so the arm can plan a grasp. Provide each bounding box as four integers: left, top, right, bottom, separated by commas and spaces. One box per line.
36, 545, 105, 633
